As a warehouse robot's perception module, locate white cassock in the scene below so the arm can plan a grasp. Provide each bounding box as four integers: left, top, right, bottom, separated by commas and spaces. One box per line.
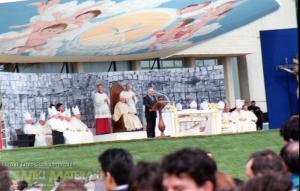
221, 112, 234, 133
23, 124, 38, 135
231, 110, 248, 133
47, 118, 65, 132
243, 111, 257, 132
70, 117, 94, 143
61, 120, 81, 144
33, 123, 48, 147
113, 102, 142, 131
120, 91, 138, 114
93, 92, 111, 119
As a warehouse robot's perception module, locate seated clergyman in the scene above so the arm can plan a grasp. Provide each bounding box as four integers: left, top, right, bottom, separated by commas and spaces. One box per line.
113, 97, 143, 131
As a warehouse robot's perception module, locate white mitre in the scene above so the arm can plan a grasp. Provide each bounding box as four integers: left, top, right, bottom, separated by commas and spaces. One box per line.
235, 99, 244, 109
39, 112, 46, 121
65, 108, 71, 118
176, 103, 183, 111
200, 101, 209, 110
217, 101, 225, 110
48, 106, 58, 117
24, 112, 32, 121
190, 101, 198, 109
72, 106, 81, 115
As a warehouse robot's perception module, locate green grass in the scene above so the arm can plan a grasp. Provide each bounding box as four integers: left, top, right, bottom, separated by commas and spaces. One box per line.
0, 130, 282, 190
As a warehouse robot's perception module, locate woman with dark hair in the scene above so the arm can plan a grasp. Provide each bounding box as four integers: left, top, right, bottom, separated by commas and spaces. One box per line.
17, 180, 28, 191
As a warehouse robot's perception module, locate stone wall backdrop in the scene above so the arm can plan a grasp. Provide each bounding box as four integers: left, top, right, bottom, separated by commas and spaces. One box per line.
0, 66, 225, 146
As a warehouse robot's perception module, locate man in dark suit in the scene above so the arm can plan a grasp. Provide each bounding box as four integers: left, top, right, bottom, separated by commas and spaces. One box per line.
98, 148, 134, 191
143, 87, 157, 138
248, 100, 263, 130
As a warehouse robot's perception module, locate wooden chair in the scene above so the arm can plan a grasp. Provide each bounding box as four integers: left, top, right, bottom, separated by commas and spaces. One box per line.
110, 83, 126, 133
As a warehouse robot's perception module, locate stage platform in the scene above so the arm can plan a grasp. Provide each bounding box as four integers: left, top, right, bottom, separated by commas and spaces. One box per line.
93, 131, 148, 142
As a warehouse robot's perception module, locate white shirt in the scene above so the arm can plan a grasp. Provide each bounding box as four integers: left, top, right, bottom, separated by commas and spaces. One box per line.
23, 124, 38, 135
93, 92, 111, 118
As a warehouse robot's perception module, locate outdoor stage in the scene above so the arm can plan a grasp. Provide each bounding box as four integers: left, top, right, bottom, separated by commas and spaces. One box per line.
93, 131, 147, 142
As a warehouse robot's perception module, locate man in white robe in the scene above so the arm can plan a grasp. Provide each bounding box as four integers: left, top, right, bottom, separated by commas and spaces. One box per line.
33, 112, 48, 147
221, 105, 234, 133
120, 83, 138, 114
113, 97, 143, 131
47, 106, 65, 132
63, 108, 81, 144
231, 100, 247, 133
23, 112, 37, 135
46, 106, 65, 145
71, 106, 94, 143
242, 105, 258, 132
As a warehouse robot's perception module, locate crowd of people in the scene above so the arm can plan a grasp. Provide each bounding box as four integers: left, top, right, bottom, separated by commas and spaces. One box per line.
22, 103, 94, 146
1, 116, 298, 191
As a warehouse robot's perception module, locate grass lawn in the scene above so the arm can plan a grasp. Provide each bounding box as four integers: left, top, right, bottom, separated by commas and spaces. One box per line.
0, 130, 282, 190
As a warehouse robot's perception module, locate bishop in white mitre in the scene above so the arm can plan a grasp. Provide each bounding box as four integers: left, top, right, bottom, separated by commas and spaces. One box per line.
63, 108, 81, 144
46, 106, 65, 133
71, 106, 94, 143
113, 97, 143, 131
23, 112, 37, 135
242, 105, 258, 132
231, 100, 247, 133
33, 112, 49, 147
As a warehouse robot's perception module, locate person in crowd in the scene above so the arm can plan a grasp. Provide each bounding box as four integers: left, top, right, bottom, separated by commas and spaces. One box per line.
161, 148, 217, 191
17, 180, 29, 191
71, 106, 94, 143
0, 164, 12, 191
236, 172, 292, 191
23, 112, 37, 135
84, 174, 99, 191
128, 161, 164, 191
28, 182, 44, 191
280, 141, 299, 190
242, 105, 257, 132
143, 87, 157, 138
231, 100, 247, 133
113, 96, 143, 132
92, 84, 112, 135
215, 172, 236, 191
55, 179, 87, 191
11, 179, 18, 191
280, 117, 299, 144
245, 150, 286, 178
247, 101, 263, 130
98, 148, 134, 191
33, 112, 48, 147
120, 83, 138, 114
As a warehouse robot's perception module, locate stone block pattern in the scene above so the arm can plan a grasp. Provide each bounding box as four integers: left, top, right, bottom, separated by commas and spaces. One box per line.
0, 66, 225, 145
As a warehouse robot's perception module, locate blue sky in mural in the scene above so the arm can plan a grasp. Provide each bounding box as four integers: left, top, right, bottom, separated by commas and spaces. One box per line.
0, 0, 280, 58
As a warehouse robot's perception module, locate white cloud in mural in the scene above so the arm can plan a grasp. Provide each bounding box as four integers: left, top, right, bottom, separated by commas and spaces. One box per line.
104, 0, 172, 16
0, 30, 31, 54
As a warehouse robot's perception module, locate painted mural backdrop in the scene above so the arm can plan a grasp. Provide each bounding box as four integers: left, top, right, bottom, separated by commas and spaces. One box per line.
0, 0, 279, 59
